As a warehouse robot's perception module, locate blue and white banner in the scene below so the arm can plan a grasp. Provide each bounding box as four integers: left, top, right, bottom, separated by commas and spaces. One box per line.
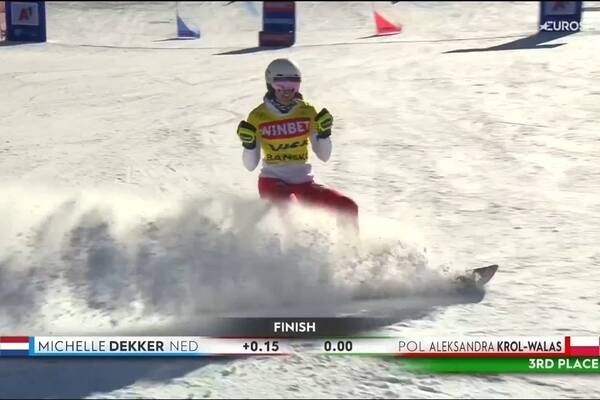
539, 1, 583, 32
0, 336, 293, 357
6, 1, 46, 42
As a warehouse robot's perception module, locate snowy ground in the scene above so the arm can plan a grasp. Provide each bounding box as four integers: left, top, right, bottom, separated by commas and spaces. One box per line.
1, 1, 600, 398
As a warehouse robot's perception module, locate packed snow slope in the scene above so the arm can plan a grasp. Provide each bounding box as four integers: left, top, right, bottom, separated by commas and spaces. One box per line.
1, 1, 599, 398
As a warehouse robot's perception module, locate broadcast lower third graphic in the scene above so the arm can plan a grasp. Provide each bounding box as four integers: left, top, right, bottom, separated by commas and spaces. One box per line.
1, 335, 598, 356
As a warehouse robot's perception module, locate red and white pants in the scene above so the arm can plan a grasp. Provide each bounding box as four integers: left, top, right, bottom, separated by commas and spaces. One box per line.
258, 177, 359, 229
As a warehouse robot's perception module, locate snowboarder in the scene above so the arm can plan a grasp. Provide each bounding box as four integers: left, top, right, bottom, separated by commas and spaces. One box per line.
235, 58, 359, 231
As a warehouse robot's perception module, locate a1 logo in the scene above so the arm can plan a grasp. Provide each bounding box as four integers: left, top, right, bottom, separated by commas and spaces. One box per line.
19, 7, 33, 22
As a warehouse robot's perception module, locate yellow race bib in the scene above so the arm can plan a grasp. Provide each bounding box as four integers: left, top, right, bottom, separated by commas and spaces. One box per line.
248, 100, 318, 165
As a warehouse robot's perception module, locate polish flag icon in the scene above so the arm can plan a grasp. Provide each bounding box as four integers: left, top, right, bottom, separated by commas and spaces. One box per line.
569, 337, 600, 357
0, 336, 30, 356
373, 11, 402, 36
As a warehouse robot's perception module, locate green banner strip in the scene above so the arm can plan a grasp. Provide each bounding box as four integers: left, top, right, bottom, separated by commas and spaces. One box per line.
396, 357, 600, 373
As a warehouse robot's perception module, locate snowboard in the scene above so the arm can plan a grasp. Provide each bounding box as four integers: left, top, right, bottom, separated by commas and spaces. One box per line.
455, 264, 498, 289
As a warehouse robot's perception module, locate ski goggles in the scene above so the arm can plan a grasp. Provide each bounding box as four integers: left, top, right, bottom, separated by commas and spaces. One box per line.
273, 76, 301, 83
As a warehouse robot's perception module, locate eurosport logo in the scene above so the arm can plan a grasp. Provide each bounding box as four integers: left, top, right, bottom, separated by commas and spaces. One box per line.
540, 21, 597, 32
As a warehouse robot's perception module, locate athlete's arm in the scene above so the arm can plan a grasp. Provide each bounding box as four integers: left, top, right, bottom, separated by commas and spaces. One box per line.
311, 132, 332, 162
237, 116, 261, 171
311, 107, 333, 162
242, 145, 260, 171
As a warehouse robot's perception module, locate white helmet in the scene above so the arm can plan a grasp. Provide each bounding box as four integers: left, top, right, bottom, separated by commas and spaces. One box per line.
265, 58, 301, 87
